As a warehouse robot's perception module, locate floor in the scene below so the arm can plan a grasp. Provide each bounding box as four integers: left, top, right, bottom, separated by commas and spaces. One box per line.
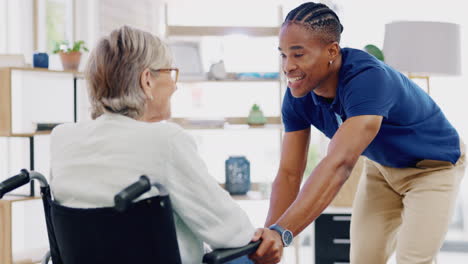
294, 250, 468, 264
388, 251, 468, 264
437, 252, 468, 263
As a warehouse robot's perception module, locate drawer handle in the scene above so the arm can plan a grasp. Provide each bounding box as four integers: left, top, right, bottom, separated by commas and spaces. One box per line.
333, 238, 350, 244
333, 216, 351, 221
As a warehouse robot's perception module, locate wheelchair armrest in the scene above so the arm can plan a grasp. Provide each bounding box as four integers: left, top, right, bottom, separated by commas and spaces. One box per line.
202, 240, 261, 264
114, 175, 151, 212
0, 169, 30, 198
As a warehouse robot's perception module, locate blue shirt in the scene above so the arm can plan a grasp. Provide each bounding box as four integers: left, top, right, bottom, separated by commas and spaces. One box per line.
282, 48, 460, 168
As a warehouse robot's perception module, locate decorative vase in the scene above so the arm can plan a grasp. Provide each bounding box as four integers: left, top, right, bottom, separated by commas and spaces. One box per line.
33, 52, 49, 68
225, 156, 250, 195
247, 104, 267, 125
59, 51, 82, 71
208, 60, 227, 80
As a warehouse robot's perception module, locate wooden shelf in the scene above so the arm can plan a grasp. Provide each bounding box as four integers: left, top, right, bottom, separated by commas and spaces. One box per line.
179, 78, 280, 83
181, 124, 283, 130
0, 68, 78, 136
219, 183, 270, 200
231, 191, 269, 201
0, 195, 40, 202
166, 25, 280, 37
0, 130, 53, 137
2, 67, 84, 78
170, 117, 282, 130
0, 196, 42, 264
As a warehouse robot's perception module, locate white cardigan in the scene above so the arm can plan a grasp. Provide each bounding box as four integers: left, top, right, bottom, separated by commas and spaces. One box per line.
50, 113, 255, 264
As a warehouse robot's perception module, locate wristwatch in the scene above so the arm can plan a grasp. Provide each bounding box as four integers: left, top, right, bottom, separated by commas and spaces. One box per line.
269, 224, 293, 247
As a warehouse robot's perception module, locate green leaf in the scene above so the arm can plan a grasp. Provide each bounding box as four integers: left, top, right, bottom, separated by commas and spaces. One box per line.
52, 40, 88, 53
364, 44, 385, 62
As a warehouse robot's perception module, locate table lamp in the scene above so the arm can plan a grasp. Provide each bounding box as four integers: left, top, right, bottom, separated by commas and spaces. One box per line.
383, 21, 461, 94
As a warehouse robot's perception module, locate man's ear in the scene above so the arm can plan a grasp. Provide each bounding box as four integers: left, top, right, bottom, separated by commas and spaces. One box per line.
140, 68, 152, 98
327, 42, 340, 61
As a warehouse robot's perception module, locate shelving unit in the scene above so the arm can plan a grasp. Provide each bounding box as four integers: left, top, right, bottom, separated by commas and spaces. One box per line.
164, 5, 285, 186
166, 25, 280, 37
0, 67, 82, 136
170, 117, 282, 130
0, 67, 83, 196
0, 195, 47, 264
0, 67, 83, 264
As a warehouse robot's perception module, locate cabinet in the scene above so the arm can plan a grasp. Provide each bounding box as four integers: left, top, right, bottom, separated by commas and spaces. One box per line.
0, 196, 48, 264
315, 210, 352, 264
0, 67, 81, 136
0, 67, 84, 264
164, 5, 285, 185
311, 158, 363, 263
0, 67, 84, 195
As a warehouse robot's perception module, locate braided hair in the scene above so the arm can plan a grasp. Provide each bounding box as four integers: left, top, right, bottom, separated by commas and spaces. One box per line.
283, 2, 344, 44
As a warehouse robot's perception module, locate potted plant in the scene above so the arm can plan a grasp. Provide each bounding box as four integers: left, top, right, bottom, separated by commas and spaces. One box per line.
364, 44, 385, 62
53, 40, 89, 71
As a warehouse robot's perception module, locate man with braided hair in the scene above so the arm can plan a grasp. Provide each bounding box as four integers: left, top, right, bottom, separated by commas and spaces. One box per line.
261, 2, 466, 264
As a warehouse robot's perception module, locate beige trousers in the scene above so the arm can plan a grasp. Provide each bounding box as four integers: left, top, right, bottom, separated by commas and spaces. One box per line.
350, 144, 466, 264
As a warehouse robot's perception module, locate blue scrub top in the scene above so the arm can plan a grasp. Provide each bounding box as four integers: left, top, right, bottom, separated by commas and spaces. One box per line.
282, 47, 460, 168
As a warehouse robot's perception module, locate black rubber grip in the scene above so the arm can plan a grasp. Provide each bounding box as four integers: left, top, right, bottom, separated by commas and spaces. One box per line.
202, 240, 261, 264
0, 169, 30, 198
114, 175, 151, 212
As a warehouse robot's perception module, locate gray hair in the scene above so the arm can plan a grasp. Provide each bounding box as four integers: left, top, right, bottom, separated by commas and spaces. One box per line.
85, 25, 173, 119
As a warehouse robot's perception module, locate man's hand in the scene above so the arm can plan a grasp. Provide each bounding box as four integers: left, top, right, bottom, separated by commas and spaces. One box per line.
249, 228, 283, 264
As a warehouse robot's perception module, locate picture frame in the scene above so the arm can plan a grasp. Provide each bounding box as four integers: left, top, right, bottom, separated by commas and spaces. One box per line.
168, 41, 206, 81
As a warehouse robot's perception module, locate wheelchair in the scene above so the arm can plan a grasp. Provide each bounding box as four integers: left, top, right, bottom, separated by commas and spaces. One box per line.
0, 169, 260, 264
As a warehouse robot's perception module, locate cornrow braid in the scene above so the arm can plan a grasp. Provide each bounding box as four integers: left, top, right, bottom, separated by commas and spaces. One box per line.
284, 2, 344, 44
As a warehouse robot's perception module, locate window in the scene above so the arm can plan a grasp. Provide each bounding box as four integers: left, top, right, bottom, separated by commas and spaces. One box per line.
36, 0, 74, 52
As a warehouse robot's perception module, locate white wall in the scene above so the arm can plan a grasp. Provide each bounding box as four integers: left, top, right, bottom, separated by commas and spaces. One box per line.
97, 0, 160, 37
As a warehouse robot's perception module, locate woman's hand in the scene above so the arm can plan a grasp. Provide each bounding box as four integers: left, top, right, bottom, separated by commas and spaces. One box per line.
249, 228, 283, 264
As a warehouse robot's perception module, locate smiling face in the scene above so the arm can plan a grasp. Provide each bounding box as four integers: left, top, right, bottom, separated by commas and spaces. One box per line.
279, 23, 340, 98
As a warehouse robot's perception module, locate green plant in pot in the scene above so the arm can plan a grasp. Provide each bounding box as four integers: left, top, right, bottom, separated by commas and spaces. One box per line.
53, 40, 89, 71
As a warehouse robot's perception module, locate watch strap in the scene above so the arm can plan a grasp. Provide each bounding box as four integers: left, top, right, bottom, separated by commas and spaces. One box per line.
269, 224, 293, 247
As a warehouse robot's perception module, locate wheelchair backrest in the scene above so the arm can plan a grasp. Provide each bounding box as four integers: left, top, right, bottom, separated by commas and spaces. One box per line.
46, 192, 182, 264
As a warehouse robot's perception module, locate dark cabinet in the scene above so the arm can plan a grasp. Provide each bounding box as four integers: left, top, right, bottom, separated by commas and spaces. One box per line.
315, 213, 351, 264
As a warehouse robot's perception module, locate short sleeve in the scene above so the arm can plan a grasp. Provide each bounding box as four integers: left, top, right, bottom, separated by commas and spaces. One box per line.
342, 68, 396, 119
282, 88, 310, 132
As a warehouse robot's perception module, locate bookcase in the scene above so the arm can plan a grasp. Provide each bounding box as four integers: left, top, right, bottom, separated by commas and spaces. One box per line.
0, 67, 84, 264
165, 4, 285, 186
0, 196, 48, 264
0, 67, 84, 195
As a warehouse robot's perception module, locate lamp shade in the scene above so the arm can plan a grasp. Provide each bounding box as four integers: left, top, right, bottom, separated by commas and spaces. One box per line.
383, 21, 461, 76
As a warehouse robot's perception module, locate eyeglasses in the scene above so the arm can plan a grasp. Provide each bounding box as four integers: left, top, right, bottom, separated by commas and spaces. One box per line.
153, 68, 179, 83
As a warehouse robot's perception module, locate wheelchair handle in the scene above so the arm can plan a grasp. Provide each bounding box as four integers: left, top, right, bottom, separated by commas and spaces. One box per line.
0, 169, 30, 199
202, 240, 261, 264
114, 175, 151, 212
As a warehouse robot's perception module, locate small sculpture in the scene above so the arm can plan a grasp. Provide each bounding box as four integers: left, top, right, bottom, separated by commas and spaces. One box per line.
247, 104, 267, 126
208, 60, 227, 80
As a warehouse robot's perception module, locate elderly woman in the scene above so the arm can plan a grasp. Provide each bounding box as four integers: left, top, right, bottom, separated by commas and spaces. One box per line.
49, 26, 280, 264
